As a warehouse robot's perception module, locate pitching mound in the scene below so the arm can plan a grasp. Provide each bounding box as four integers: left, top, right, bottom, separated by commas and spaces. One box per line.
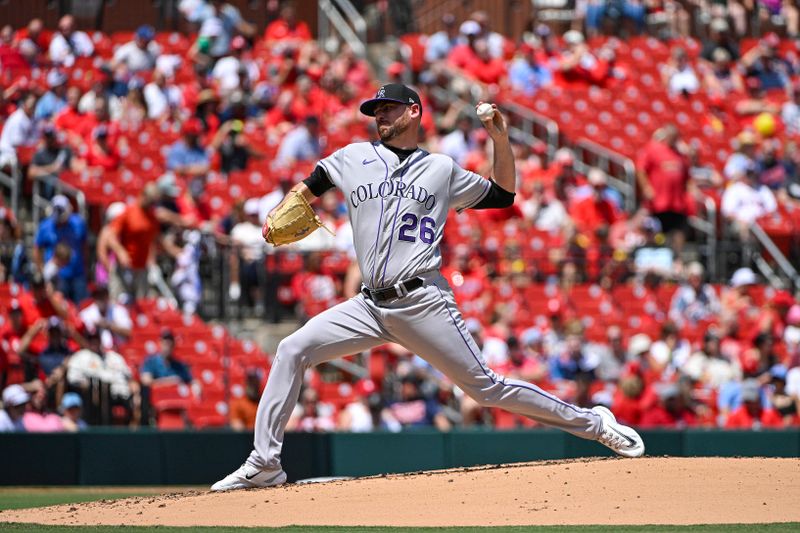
2, 457, 799, 527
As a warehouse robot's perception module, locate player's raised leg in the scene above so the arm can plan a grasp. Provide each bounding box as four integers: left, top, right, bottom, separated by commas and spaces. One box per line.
387, 277, 644, 457
211, 295, 390, 491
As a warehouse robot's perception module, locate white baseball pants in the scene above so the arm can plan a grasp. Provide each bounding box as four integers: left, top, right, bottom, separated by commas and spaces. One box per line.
247, 272, 602, 470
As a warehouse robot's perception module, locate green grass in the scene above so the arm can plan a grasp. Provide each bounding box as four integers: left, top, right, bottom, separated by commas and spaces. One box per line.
1, 525, 799, 532
0, 491, 160, 511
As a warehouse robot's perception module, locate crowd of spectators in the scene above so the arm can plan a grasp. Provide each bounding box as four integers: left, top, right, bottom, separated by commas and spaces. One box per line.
1, 2, 800, 433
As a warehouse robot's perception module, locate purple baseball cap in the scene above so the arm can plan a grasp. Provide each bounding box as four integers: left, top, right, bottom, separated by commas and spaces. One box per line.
359, 83, 421, 117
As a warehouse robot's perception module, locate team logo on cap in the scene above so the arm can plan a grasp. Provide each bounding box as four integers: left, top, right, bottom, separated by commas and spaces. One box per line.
377, 87, 386, 98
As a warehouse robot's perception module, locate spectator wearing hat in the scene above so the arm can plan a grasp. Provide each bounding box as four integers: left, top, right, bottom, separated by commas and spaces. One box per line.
140, 329, 193, 386
229, 198, 267, 310
556, 30, 606, 88
34, 195, 88, 303
211, 36, 259, 96
661, 47, 700, 96
112, 25, 160, 73
0, 384, 29, 432
166, 118, 211, 177
209, 119, 265, 175
681, 328, 742, 389
639, 382, 698, 428
721, 156, 777, 241
382, 374, 451, 431
79, 285, 132, 351
143, 70, 184, 121
508, 43, 553, 97
725, 379, 783, 428
85, 124, 121, 172
287, 387, 337, 432
66, 328, 138, 426
469, 10, 506, 59
275, 115, 321, 168
740, 331, 779, 380
48, 15, 93, 67
425, 13, 462, 63
549, 321, 600, 382
59, 392, 87, 431
36, 315, 84, 381
34, 69, 68, 121
263, 2, 311, 46
447, 20, 482, 70
702, 47, 745, 98
569, 168, 623, 238
460, 39, 507, 86
766, 364, 798, 425
669, 262, 721, 327
0, 92, 37, 169
636, 124, 694, 255
700, 18, 740, 63
195, 89, 220, 137
28, 126, 80, 201
22, 379, 64, 432
106, 183, 163, 302
229, 370, 262, 430
741, 32, 792, 91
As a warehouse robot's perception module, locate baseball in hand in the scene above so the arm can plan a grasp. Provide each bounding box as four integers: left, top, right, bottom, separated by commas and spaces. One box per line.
476, 103, 495, 120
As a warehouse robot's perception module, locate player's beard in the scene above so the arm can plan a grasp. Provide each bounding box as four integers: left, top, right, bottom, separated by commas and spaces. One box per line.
378, 113, 412, 142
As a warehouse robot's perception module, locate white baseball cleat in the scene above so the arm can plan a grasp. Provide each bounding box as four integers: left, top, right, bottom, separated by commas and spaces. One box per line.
211, 463, 288, 491
593, 405, 645, 458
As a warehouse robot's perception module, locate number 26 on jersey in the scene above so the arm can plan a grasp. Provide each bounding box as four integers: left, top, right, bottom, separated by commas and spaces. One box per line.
398, 214, 435, 244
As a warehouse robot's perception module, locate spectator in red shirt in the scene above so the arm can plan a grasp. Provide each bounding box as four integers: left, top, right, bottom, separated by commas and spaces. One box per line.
54, 87, 95, 143
639, 382, 698, 428
725, 379, 784, 428
448, 21, 481, 69
555, 30, 601, 88
462, 39, 506, 85
291, 252, 340, 321
636, 124, 694, 255
263, 3, 312, 46
106, 183, 163, 303
84, 125, 120, 171
0, 25, 29, 72
14, 18, 50, 64
569, 169, 622, 236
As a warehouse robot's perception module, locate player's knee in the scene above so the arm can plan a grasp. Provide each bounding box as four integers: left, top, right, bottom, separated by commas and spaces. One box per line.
275, 336, 306, 367
462, 381, 504, 408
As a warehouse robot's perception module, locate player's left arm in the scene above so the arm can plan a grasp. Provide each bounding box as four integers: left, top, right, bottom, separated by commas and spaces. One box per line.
477, 102, 515, 194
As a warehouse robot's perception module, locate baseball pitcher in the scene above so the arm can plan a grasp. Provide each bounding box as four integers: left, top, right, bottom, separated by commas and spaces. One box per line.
212, 84, 644, 491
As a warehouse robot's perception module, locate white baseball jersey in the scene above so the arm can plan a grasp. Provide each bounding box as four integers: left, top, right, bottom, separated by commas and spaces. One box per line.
318, 141, 492, 289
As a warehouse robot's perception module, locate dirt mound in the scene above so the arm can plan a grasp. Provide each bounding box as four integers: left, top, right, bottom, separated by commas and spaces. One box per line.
2, 457, 798, 527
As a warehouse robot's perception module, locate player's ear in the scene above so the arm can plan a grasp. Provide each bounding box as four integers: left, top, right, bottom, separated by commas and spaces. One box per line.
408, 103, 421, 118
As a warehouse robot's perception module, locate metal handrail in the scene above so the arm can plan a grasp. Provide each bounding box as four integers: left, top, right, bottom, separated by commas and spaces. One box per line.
31, 175, 87, 228
498, 100, 560, 160
0, 167, 18, 217
318, 0, 367, 57
573, 138, 638, 213
331, 0, 367, 44
688, 195, 718, 281
750, 223, 800, 291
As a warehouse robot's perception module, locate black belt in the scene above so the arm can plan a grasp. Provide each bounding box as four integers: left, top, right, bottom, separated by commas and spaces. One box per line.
362, 277, 424, 303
